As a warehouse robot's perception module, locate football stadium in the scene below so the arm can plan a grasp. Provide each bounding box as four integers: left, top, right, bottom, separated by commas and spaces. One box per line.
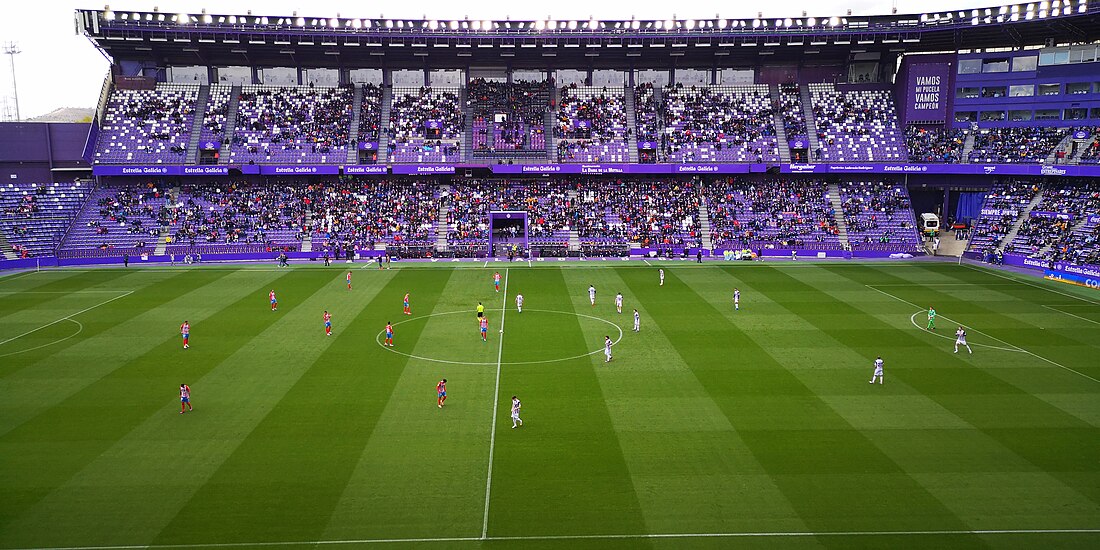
1, 2, 1099, 548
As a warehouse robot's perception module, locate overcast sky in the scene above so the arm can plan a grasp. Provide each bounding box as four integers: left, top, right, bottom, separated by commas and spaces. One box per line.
0, 0, 1006, 119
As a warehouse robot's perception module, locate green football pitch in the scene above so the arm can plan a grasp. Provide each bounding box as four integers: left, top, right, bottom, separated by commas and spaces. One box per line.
1, 260, 1098, 550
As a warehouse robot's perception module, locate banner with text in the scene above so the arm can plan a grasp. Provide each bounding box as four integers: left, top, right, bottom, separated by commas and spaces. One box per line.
907, 63, 950, 122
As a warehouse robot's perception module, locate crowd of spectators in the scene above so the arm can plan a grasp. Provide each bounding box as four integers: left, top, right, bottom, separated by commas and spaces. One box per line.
357, 84, 384, 143
838, 181, 921, 248
661, 84, 779, 163
809, 84, 906, 161
556, 85, 630, 162
229, 86, 354, 164
705, 179, 838, 249
388, 87, 465, 162
309, 180, 438, 257
968, 127, 1069, 164
467, 79, 551, 156
778, 84, 808, 140
633, 84, 663, 163
966, 181, 1041, 253
96, 84, 198, 163
905, 127, 966, 163
575, 180, 701, 249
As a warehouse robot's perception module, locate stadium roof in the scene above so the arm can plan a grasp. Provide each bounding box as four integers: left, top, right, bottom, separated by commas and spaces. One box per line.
78, 3, 1100, 67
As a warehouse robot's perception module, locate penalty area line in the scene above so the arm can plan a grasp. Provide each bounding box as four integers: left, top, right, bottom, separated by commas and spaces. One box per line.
0, 291, 133, 347
12, 528, 1100, 549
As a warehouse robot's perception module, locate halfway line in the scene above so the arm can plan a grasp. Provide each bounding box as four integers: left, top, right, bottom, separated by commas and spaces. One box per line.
481, 267, 508, 539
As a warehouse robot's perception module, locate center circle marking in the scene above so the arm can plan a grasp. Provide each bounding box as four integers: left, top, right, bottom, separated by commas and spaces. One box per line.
375, 308, 624, 365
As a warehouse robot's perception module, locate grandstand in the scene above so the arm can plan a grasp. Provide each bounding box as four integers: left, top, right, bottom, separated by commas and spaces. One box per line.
0, 4, 1094, 271
2, 5, 1100, 550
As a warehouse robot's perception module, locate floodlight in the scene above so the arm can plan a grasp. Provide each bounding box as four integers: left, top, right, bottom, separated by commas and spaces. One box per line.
536, 20, 545, 30
829, 16, 840, 25
719, 18, 728, 28
385, 20, 393, 28
632, 20, 640, 29
483, 21, 491, 31
784, 18, 792, 27
807, 17, 816, 25
105, 10, 115, 20
295, 17, 304, 26
568, 20, 577, 30
177, 12, 189, 24
753, 19, 761, 28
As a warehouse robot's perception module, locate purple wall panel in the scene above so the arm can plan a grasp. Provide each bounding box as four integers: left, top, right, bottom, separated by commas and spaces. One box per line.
0, 123, 49, 163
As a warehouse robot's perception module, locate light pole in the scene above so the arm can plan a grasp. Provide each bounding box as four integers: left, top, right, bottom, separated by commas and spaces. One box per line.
4, 42, 20, 121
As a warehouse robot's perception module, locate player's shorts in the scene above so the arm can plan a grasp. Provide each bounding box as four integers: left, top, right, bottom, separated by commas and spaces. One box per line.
438, 391, 446, 398
956, 338, 966, 344
181, 397, 189, 403
477, 312, 483, 318
325, 322, 331, 327
385, 332, 393, 338
182, 333, 188, 339
481, 328, 488, 333
511, 412, 520, 419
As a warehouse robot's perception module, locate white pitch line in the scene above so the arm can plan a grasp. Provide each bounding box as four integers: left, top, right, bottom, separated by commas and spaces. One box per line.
867, 285, 1100, 384
906, 312, 1020, 353
0, 319, 83, 358
12, 528, 1100, 550
643, 259, 652, 266
481, 267, 508, 540
962, 263, 1100, 305
1042, 304, 1100, 325
0, 291, 133, 347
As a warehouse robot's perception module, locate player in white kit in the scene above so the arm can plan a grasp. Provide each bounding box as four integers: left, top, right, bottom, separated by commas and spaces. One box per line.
659, 268, 665, 286
515, 293, 524, 313
615, 292, 623, 314
511, 395, 523, 428
869, 356, 884, 384
588, 285, 596, 306
604, 335, 614, 362
954, 326, 972, 354
633, 309, 640, 332
733, 288, 741, 311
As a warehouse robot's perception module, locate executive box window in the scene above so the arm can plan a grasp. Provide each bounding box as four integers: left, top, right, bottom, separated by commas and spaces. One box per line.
981, 86, 1007, 98
1035, 109, 1060, 120
955, 111, 977, 123
981, 58, 1010, 73
958, 59, 982, 74
1065, 108, 1089, 120
1009, 110, 1033, 122
1009, 85, 1034, 97
980, 111, 1006, 122
1011, 55, 1038, 72
1039, 84, 1061, 96
1066, 82, 1090, 95
1091, 108, 1100, 119
956, 87, 980, 99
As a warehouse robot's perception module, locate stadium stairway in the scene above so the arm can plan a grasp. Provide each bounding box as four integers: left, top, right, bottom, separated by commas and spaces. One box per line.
346, 84, 364, 165
154, 185, 180, 256
698, 201, 713, 250
567, 189, 581, 252
1045, 132, 1074, 165
378, 85, 392, 163
184, 85, 211, 165
1071, 136, 1096, 164
799, 85, 823, 158
624, 85, 639, 163
435, 184, 450, 252
961, 131, 976, 162
544, 109, 556, 160
461, 87, 472, 162
826, 183, 851, 248
216, 85, 242, 162
0, 231, 17, 260
998, 189, 1046, 249
770, 84, 792, 163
